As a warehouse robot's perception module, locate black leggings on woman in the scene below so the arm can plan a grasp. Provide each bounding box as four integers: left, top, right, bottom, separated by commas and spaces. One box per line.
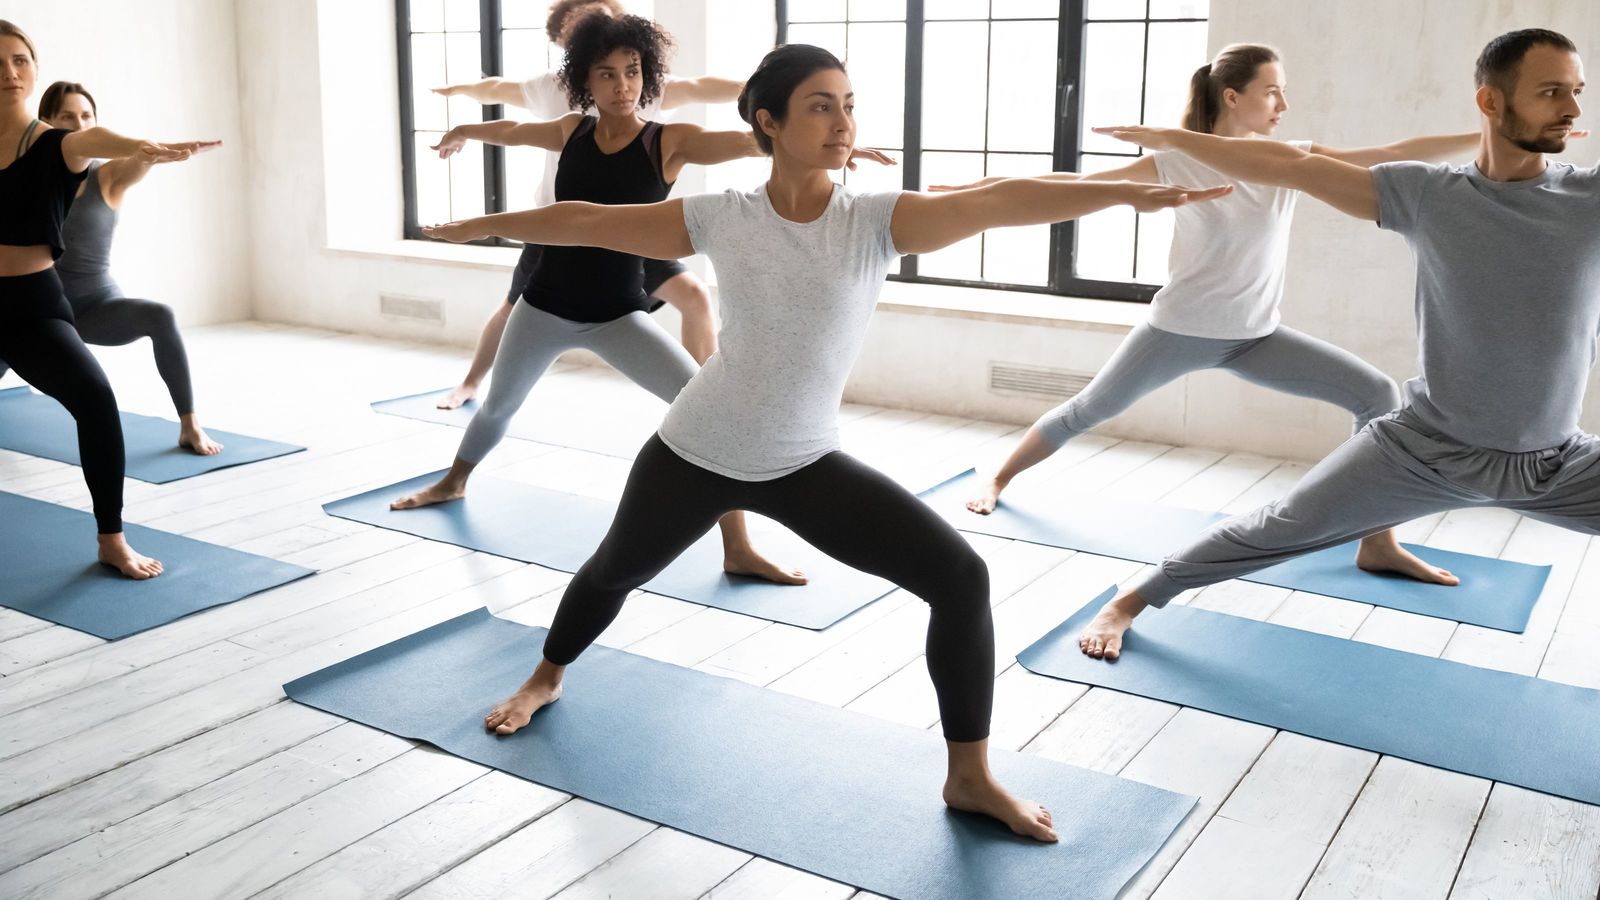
0, 270, 124, 533
543, 435, 996, 743
0, 297, 194, 415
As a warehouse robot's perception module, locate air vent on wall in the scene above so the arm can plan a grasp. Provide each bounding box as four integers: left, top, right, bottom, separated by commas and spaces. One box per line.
379, 293, 445, 323
988, 362, 1095, 400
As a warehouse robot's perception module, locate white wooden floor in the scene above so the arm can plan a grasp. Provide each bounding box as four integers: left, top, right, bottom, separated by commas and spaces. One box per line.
2, 322, 1598, 900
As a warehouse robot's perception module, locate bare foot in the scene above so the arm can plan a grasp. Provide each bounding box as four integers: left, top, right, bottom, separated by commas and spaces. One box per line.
436, 384, 479, 410
724, 546, 808, 585
484, 674, 563, 735
965, 474, 1008, 516
1356, 535, 1460, 586
179, 423, 224, 456
1079, 589, 1147, 660
97, 533, 164, 579
390, 479, 467, 510
943, 773, 1057, 842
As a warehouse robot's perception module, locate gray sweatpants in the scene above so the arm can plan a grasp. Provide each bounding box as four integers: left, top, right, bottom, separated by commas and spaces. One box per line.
1037, 323, 1400, 448
457, 302, 697, 464
1130, 408, 1600, 606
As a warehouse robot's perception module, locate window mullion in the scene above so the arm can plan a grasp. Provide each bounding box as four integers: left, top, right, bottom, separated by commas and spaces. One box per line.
397, 0, 420, 239
901, 0, 924, 278
1050, 0, 1084, 291
481, 0, 505, 228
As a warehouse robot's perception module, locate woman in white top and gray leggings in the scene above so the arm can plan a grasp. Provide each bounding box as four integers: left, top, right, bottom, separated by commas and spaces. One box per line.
949, 43, 1489, 586
423, 43, 1228, 843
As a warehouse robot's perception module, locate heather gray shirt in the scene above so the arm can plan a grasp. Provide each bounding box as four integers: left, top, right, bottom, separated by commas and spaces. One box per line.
1374, 160, 1600, 452
659, 184, 903, 480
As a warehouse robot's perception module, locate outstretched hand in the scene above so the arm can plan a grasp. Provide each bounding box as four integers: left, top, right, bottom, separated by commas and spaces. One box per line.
1124, 183, 1231, 212
136, 140, 221, 164
1092, 125, 1180, 151
846, 146, 897, 171
431, 129, 468, 159
431, 85, 464, 97
421, 220, 486, 243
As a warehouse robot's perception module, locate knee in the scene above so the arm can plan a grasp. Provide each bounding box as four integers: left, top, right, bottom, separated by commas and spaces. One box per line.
1366, 372, 1401, 414
145, 302, 179, 335
941, 546, 991, 609
664, 280, 712, 321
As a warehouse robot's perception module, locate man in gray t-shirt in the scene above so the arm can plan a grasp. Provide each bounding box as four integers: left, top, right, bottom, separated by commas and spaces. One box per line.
1069, 28, 1597, 660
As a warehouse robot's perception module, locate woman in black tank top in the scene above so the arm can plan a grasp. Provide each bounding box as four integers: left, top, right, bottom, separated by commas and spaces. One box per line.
392, 14, 888, 585
0, 20, 217, 580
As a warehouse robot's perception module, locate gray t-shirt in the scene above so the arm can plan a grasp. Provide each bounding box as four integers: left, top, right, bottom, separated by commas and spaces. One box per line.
659, 184, 903, 480
1374, 160, 1600, 452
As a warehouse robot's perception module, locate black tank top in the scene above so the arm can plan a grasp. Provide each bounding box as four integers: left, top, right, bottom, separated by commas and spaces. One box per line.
0, 125, 87, 260
523, 116, 672, 323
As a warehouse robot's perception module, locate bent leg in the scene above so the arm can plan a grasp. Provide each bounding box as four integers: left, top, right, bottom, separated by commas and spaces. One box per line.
645, 269, 715, 365
1221, 325, 1400, 435
456, 302, 571, 465
74, 298, 197, 416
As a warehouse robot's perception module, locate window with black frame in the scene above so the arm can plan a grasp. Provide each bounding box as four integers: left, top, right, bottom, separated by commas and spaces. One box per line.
779, 0, 1209, 301
396, 0, 656, 242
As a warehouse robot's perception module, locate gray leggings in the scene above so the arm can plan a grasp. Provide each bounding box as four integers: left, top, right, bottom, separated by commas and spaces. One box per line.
0, 296, 194, 416
457, 301, 697, 464
1037, 323, 1400, 449
1130, 409, 1600, 606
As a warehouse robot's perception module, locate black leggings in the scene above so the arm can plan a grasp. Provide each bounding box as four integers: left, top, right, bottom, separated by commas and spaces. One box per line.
543, 435, 996, 742
0, 270, 124, 533
0, 296, 194, 416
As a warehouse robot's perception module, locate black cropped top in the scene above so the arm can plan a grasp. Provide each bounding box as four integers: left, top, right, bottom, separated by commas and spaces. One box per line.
0, 125, 87, 260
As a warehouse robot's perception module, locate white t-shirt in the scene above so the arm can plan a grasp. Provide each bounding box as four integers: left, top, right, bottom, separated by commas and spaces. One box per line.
518, 72, 670, 207
1146, 139, 1313, 339
659, 185, 904, 480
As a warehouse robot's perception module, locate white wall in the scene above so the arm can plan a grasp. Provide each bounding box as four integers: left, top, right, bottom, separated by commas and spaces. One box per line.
238, 0, 1600, 460
20, 0, 251, 324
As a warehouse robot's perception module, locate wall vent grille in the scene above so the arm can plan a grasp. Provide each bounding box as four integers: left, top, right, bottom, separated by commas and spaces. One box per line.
379, 293, 444, 323
988, 362, 1094, 400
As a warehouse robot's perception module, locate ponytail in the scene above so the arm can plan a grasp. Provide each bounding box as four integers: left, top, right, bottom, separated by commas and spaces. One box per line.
1181, 44, 1279, 134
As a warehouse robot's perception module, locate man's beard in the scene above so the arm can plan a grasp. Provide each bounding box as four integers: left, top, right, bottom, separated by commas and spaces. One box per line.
1499, 99, 1570, 154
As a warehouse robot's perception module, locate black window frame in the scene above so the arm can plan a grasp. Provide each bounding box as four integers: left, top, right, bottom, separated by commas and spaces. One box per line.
778, 0, 1207, 303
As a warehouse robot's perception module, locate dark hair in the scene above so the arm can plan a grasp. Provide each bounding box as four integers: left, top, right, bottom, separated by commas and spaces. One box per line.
545, 0, 623, 44
558, 14, 672, 111
1475, 28, 1577, 94
0, 20, 37, 63
1181, 43, 1279, 133
39, 81, 96, 121
737, 44, 846, 155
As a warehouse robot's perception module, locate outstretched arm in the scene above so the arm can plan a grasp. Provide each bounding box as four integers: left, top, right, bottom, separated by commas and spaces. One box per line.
1095, 125, 1378, 221
423, 199, 693, 260
660, 75, 743, 110
1312, 132, 1481, 167
659, 123, 897, 179
890, 178, 1230, 255
930, 155, 1159, 192
59, 127, 219, 174
433, 78, 527, 107
431, 115, 580, 157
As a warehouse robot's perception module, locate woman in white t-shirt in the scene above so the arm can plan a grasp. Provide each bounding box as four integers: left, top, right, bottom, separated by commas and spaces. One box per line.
951, 43, 1482, 586
422, 43, 1227, 843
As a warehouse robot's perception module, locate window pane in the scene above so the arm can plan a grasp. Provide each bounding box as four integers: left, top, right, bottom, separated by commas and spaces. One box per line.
1149, 0, 1208, 18
785, 23, 847, 59
921, 21, 987, 152
500, 0, 543, 29
445, 31, 485, 125
1080, 22, 1145, 153
916, 151, 985, 280
414, 133, 451, 225
410, 0, 444, 32
1087, 0, 1147, 18
986, 20, 1057, 153
849, 0, 906, 20
926, 0, 988, 18
1144, 21, 1207, 129
503, 144, 545, 210
1073, 153, 1135, 280
992, 0, 1058, 17
443, 0, 479, 32
502, 28, 555, 81
410, 33, 449, 132
789, 0, 848, 23
449, 144, 487, 221
981, 152, 1052, 285
847, 22, 904, 148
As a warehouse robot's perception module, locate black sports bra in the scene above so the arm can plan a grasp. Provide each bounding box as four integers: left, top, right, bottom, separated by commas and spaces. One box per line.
0, 122, 87, 259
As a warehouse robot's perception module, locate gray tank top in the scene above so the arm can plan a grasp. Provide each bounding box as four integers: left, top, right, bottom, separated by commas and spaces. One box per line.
55, 162, 122, 312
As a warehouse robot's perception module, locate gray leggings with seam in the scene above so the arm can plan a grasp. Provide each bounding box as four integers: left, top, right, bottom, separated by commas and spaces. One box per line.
1037, 322, 1400, 449
1129, 409, 1600, 606
457, 301, 697, 464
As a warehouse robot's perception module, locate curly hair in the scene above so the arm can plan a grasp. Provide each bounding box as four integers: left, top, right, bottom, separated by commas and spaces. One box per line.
558, 13, 673, 112
544, 0, 623, 44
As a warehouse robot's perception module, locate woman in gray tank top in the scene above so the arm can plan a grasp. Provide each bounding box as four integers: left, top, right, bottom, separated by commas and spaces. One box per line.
25, 81, 222, 455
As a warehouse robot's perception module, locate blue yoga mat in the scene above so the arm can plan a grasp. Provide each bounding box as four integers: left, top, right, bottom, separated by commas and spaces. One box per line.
0, 386, 304, 483
323, 472, 895, 630
919, 470, 1549, 632
285, 608, 1196, 900
371, 388, 659, 459
1021, 588, 1600, 806
0, 491, 314, 639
